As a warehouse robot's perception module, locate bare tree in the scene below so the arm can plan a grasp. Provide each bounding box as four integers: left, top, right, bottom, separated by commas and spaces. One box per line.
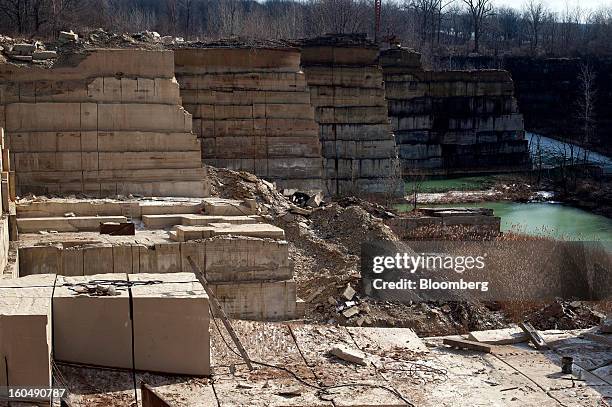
575, 62, 597, 163
461, 0, 493, 53
308, 0, 369, 35
523, 0, 546, 52
497, 7, 521, 45
211, 0, 246, 37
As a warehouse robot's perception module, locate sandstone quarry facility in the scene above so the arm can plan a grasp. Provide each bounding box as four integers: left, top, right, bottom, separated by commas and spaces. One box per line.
5, 32, 601, 407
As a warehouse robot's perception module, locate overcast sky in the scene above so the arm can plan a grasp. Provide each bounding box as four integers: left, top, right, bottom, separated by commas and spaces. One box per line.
493, 0, 612, 13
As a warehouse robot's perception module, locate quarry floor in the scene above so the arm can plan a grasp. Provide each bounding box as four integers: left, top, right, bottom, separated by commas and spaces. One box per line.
59, 322, 611, 407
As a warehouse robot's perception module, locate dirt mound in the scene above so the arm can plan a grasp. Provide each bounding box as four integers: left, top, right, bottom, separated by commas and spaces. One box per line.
525, 299, 607, 331
206, 165, 291, 215
207, 168, 602, 336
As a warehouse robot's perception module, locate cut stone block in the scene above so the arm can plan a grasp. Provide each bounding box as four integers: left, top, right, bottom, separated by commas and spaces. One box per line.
468, 326, 529, 345
0, 274, 55, 388
329, 345, 367, 365
128, 273, 210, 376
18, 244, 62, 276
204, 237, 291, 282
381, 47, 529, 176
82, 244, 114, 275
175, 48, 324, 190
208, 223, 285, 239
210, 279, 297, 320
1, 49, 208, 198
172, 223, 285, 242
142, 214, 261, 229
32, 50, 58, 60
53, 273, 133, 369
173, 225, 214, 241
301, 36, 403, 196
17, 216, 128, 233
202, 199, 257, 216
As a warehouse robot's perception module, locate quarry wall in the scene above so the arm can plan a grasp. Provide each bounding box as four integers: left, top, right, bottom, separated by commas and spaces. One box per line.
381, 48, 530, 176
300, 35, 403, 196
436, 54, 612, 157
0, 44, 534, 198
174, 47, 324, 191
0, 49, 208, 197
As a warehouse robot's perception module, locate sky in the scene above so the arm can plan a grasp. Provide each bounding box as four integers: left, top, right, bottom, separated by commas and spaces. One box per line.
493, 0, 612, 13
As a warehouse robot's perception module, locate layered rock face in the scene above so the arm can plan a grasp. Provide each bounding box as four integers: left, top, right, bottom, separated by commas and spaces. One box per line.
300, 35, 402, 196
174, 47, 324, 191
381, 48, 530, 175
0, 49, 208, 197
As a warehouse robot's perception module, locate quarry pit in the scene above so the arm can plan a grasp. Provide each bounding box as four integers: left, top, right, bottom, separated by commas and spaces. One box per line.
0, 31, 608, 407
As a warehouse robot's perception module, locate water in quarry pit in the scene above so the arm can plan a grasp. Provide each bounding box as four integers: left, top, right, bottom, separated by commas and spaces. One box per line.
398, 133, 612, 241
397, 201, 612, 241
526, 132, 612, 173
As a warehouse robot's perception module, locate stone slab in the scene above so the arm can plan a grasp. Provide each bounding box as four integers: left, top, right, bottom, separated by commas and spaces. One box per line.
128, 273, 210, 376
53, 273, 133, 369
0, 274, 54, 387
17, 215, 128, 233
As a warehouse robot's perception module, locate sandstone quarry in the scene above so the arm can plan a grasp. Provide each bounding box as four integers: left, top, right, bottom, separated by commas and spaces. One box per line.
381, 47, 530, 176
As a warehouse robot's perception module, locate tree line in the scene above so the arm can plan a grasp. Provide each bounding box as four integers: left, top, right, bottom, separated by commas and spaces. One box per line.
1, 0, 612, 58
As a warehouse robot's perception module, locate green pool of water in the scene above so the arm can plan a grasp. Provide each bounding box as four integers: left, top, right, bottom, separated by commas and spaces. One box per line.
396, 201, 612, 241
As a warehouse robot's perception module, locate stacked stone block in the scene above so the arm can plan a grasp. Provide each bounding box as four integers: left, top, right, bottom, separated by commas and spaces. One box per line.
174, 47, 324, 191
19, 236, 298, 321
0, 49, 208, 197
381, 47, 530, 175
300, 34, 402, 196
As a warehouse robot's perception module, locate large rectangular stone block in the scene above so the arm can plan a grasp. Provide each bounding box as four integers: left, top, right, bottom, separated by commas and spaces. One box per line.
204, 237, 292, 282
128, 273, 210, 375
0, 274, 54, 388
53, 273, 133, 369
96, 104, 191, 132
210, 279, 296, 320
18, 244, 62, 276
304, 66, 383, 88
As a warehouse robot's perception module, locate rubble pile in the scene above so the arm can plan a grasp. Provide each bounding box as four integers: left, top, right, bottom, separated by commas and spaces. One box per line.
0, 29, 184, 69
206, 165, 292, 215
525, 299, 607, 331
271, 196, 510, 334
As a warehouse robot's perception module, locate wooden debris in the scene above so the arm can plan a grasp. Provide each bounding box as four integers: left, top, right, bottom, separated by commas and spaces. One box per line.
442, 338, 492, 353
100, 222, 135, 235
518, 322, 549, 350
